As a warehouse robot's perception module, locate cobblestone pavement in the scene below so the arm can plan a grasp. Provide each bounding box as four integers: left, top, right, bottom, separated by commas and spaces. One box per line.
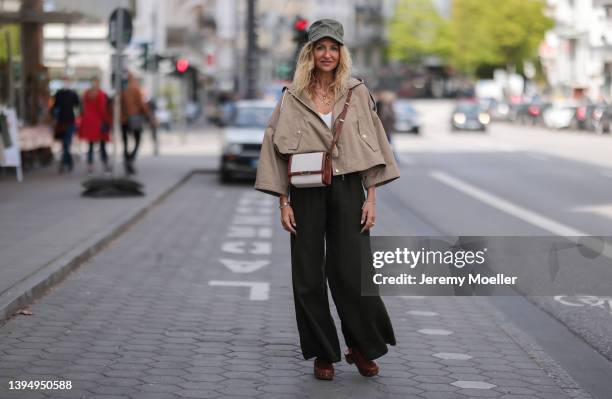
0, 174, 597, 398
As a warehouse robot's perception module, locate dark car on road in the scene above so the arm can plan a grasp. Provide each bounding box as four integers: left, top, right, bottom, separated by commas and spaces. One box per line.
451, 102, 490, 132
219, 100, 276, 182
393, 100, 421, 134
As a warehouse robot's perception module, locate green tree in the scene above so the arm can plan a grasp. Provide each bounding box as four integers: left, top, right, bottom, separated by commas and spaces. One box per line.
451, 0, 553, 76
0, 25, 21, 61
388, 0, 452, 65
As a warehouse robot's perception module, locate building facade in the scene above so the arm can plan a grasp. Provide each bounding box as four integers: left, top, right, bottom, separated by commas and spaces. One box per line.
542, 0, 612, 100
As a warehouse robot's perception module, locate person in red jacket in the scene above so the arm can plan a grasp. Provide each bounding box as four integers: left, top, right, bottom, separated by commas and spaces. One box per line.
79, 77, 111, 175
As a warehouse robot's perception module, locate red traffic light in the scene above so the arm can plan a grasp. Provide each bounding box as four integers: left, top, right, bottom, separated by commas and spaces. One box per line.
294, 19, 308, 31
176, 58, 189, 73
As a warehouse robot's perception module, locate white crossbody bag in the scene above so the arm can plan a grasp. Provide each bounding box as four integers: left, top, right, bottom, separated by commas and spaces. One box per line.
285, 88, 354, 188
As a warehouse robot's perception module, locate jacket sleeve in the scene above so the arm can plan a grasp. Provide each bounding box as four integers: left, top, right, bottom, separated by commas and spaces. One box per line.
360, 88, 400, 189
254, 93, 289, 197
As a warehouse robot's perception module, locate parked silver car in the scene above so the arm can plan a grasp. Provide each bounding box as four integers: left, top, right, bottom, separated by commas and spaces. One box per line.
393, 100, 421, 134
219, 100, 276, 182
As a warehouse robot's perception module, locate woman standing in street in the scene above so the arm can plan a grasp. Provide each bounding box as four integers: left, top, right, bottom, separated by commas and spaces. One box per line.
79, 77, 111, 175
255, 19, 400, 381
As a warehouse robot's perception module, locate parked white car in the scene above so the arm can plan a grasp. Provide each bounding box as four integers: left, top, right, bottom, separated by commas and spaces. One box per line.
542, 103, 576, 129
219, 100, 276, 182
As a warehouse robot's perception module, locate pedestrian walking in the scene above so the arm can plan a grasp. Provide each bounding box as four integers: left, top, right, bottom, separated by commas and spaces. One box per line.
255, 18, 400, 381
376, 91, 400, 164
120, 73, 155, 175
147, 98, 159, 156
51, 76, 80, 173
376, 91, 396, 143
79, 77, 111, 175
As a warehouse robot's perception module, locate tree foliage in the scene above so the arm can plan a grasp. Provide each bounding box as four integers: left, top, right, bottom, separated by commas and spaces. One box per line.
387, 0, 553, 76
388, 0, 453, 65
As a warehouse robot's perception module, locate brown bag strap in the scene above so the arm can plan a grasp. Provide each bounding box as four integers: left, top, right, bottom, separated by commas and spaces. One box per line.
329, 88, 354, 153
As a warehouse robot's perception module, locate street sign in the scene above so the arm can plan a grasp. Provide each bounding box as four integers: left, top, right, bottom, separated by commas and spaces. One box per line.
108, 8, 133, 49
111, 54, 128, 90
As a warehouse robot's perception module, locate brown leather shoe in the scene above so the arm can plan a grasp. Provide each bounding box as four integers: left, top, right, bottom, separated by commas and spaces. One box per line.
345, 347, 379, 377
313, 358, 334, 380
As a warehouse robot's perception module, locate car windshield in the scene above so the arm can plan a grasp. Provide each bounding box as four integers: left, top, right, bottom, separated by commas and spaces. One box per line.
231, 106, 274, 128
455, 104, 481, 115
395, 103, 416, 117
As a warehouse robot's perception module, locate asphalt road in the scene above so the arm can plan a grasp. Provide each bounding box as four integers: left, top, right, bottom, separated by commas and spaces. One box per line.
390, 100, 612, 363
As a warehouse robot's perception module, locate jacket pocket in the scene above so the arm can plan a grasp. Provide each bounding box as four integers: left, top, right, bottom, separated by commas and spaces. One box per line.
356, 120, 379, 152
287, 127, 302, 151
273, 124, 302, 154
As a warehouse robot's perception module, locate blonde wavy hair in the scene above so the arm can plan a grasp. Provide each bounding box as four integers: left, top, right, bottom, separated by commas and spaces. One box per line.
291, 41, 353, 100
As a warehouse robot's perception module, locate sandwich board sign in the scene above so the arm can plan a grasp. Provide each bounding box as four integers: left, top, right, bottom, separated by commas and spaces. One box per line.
0, 107, 22, 182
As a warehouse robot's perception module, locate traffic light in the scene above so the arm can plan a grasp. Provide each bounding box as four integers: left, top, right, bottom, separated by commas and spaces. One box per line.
175, 58, 189, 74
138, 43, 160, 72
293, 17, 308, 44
139, 43, 149, 70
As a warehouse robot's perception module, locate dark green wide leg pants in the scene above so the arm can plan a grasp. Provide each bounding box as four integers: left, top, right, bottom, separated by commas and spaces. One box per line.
289, 172, 396, 363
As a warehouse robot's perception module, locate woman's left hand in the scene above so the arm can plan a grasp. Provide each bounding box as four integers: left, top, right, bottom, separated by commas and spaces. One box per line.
360, 200, 376, 233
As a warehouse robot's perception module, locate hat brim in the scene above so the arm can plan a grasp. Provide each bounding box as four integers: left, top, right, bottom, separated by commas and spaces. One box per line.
310, 33, 343, 45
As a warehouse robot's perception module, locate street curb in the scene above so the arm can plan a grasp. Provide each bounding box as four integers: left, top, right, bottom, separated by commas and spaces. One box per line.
478, 298, 595, 399
0, 168, 216, 325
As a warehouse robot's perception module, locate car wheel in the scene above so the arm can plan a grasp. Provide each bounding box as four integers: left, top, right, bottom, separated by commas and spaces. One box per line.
412, 127, 420, 134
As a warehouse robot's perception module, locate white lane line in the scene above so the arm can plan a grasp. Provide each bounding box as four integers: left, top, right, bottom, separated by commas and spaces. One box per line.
208, 280, 270, 300
430, 171, 612, 260
429, 170, 585, 236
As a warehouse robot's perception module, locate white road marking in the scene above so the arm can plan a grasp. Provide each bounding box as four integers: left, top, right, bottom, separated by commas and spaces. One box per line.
571, 203, 612, 221
554, 295, 612, 314
601, 170, 612, 178
430, 170, 584, 236
209, 280, 270, 300
430, 171, 612, 260
250, 242, 271, 255
226, 226, 272, 238
219, 259, 269, 273
232, 215, 272, 225
222, 241, 272, 255
236, 206, 273, 214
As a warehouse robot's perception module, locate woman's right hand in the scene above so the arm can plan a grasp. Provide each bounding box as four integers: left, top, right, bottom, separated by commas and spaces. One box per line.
281, 206, 297, 235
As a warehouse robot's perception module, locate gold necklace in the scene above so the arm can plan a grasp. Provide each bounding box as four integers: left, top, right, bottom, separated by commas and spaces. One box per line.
314, 83, 332, 107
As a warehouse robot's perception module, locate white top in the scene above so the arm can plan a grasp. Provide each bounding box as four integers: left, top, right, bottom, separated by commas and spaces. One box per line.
319, 112, 332, 129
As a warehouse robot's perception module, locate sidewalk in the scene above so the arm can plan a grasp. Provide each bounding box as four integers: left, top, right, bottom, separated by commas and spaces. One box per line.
0, 173, 598, 399
0, 128, 222, 322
